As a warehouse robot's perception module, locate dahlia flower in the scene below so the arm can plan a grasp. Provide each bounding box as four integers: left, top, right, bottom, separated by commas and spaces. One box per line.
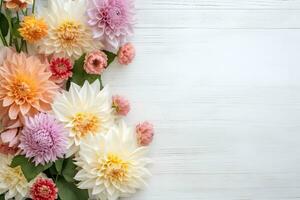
49, 57, 73, 82
37, 0, 101, 59
112, 95, 130, 116
86, 0, 135, 51
136, 121, 154, 146
19, 113, 67, 165
52, 80, 114, 157
0, 51, 59, 122
4, 0, 32, 10
74, 121, 151, 200
84, 50, 107, 75
118, 43, 135, 65
0, 126, 20, 155
0, 154, 32, 200
30, 178, 58, 200
19, 16, 48, 43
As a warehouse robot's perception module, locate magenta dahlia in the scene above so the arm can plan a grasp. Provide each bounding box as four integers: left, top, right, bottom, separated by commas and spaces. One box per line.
86, 0, 135, 51
19, 113, 67, 165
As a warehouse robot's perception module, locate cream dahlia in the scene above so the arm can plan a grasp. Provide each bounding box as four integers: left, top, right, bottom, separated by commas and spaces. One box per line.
51, 80, 114, 157
36, 0, 101, 59
74, 121, 151, 200
0, 154, 32, 200
0, 51, 59, 122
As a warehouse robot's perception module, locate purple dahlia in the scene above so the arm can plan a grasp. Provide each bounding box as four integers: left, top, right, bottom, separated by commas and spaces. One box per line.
19, 113, 67, 165
86, 0, 135, 51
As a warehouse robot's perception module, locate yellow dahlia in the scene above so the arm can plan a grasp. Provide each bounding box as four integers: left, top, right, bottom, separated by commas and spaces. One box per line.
74, 121, 151, 200
51, 80, 114, 157
36, 0, 101, 59
0, 51, 59, 121
0, 154, 32, 200
19, 16, 48, 43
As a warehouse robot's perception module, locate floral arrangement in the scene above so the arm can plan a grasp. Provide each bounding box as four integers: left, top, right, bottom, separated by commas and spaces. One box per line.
0, 0, 154, 200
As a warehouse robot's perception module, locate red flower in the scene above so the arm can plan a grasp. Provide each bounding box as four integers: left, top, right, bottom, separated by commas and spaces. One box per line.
30, 178, 58, 200
49, 57, 73, 81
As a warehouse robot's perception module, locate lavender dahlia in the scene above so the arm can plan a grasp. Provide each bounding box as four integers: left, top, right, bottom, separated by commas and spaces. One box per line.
86, 0, 135, 51
19, 113, 67, 165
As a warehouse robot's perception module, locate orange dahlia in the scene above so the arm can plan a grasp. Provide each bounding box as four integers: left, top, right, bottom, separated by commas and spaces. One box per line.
19, 16, 48, 43
0, 51, 59, 121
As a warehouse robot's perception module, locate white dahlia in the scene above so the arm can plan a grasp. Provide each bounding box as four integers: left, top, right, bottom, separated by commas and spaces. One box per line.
74, 121, 151, 200
36, 0, 102, 59
0, 154, 31, 200
51, 80, 114, 157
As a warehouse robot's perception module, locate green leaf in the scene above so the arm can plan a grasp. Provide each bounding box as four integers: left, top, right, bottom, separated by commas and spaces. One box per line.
62, 157, 77, 183
70, 54, 101, 87
55, 158, 64, 174
103, 50, 117, 65
57, 177, 88, 200
0, 194, 4, 200
0, 12, 9, 37
10, 155, 52, 182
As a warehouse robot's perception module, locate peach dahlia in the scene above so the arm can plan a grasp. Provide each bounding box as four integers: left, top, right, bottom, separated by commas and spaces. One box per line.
0, 51, 59, 122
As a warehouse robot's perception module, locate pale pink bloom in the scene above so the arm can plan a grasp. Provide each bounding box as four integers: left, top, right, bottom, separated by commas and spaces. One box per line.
84, 50, 108, 75
118, 43, 135, 65
0, 119, 22, 155
136, 121, 154, 146
86, 0, 135, 51
112, 95, 130, 116
0, 129, 20, 155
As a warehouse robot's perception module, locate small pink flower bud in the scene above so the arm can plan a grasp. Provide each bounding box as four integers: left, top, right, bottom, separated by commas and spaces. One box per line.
118, 43, 135, 65
136, 121, 154, 146
84, 50, 108, 75
112, 95, 130, 116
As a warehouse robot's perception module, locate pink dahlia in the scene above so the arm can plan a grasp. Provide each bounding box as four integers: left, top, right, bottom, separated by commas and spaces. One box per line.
112, 95, 130, 116
19, 113, 67, 165
84, 50, 108, 75
136, 121, 154, 146
30, 178, 58, 200
118, 42, 135, 65
49, 57, 73, 82
86, 0, 135, 51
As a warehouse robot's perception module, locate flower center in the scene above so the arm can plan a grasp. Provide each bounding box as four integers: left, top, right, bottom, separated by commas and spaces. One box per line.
38, 185, 51, 198
56, 21, 81, 46
9, 77, 36, 105
72, 113, 100, 138
99, 6, 124, 28
33, 128, 54, 149
99, 154, 129, 183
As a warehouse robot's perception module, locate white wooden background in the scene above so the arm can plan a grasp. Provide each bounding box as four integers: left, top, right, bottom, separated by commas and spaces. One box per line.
102, 0, 300, 199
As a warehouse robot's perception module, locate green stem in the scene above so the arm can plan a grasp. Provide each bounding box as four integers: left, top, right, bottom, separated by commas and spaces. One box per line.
99, 75, 103, 90
32, 0, 35, 14
24, 40, 28, 53
4, 11, 13, 46
0, 0, 3, 11
0, 32, 7, 46
14, 38, 20, 52
16, 11, 19, 23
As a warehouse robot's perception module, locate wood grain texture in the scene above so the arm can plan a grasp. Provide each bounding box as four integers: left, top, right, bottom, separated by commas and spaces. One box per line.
101, 0, 300, 199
